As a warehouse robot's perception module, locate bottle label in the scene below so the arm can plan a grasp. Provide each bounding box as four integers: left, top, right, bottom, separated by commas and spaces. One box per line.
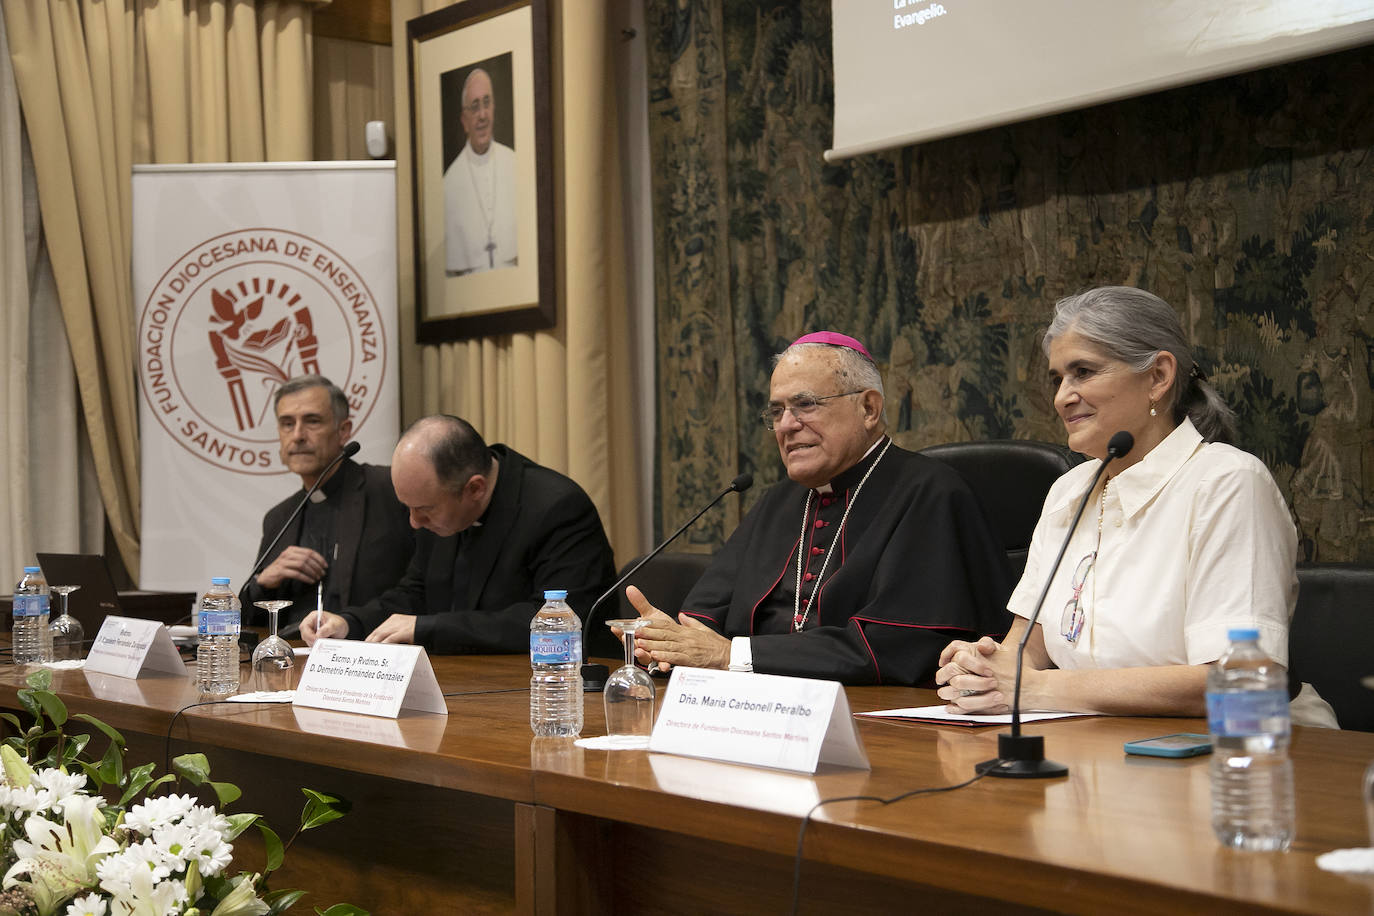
531, 631, 581, 665
198, 610, 240, 637
12, 595, 49, 618
1206, 689, 1290, 738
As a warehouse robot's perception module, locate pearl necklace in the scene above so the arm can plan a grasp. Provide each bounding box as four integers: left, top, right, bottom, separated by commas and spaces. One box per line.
792, 437, 893, 632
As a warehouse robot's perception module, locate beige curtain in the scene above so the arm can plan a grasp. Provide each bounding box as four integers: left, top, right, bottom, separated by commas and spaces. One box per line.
2, 0, 315, 582
0, 5, 104, 588
314, 35, 392, 160
3, 0, 142, 579
395, 0, 644, 564
136, 0, 313, 163
1, 4, 34, 587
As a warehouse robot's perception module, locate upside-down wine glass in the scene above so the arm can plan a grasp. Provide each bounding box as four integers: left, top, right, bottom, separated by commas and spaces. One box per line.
48, 585, 84, 661
252, 600, 296, 692
602, 618, 656, 744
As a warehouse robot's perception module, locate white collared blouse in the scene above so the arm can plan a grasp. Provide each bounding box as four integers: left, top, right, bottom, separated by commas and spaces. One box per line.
1009, 418, 1297, 670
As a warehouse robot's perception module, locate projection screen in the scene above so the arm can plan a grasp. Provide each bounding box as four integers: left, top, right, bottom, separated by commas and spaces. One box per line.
829, 0, 1374, 160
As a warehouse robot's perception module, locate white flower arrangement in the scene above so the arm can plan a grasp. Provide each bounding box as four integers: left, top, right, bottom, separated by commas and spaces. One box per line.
0, 670, 364, 916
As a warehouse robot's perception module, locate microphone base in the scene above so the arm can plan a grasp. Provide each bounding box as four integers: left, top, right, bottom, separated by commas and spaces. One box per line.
581, 663, 609, 692
976, 733, 1068, 779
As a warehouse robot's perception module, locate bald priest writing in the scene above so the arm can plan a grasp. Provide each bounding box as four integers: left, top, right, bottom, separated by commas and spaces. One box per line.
302, 415, 616, 653
628, 332, 1013, 685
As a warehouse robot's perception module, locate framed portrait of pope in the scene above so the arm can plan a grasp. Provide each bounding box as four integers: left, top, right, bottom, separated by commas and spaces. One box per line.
407, 0, 554, 341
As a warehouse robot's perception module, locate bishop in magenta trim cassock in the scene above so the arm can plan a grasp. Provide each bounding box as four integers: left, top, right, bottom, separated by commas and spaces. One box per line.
630, 332, 1012, 686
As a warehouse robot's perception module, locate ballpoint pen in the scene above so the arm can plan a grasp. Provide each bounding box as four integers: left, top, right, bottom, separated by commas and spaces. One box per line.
316, 543, 336, 637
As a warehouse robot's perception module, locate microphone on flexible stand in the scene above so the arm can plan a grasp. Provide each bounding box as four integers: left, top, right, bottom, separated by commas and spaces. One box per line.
246, 440, 361, 584
977, 430, 1134, 779
581, 472, 753, 691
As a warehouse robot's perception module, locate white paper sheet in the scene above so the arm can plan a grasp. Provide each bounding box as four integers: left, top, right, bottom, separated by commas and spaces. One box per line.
855, 705, 1089, 726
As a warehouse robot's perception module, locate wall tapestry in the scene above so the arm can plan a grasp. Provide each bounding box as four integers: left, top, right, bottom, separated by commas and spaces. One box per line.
646, 1, 1374, 563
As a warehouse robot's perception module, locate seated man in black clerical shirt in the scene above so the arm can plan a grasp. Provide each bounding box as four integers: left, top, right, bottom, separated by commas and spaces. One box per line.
628, 332, 1013, 686
240, 375, 413, 630
302, 415, 616, 654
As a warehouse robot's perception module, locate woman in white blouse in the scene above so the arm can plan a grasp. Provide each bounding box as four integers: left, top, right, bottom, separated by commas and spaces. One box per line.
936, 286, 1301, 717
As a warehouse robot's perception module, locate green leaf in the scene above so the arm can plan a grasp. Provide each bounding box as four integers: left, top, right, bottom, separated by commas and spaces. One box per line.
265, 887, 305, 904
94, 747, 120, 785
33, 691, 68, 727
35, 736, 62, 769
315, 905, 369, 916
173, 752, 211, 785
300, 788, 346, 807
224, 812, 260, 840
265, 888, 307, 914
96, 740, 123, 785
131, 773, 176, 804
256, 822, 285, 873
62, 733, 91, 765
208, 779, 242, 807
0, 713, 21, 732
24, 669, 52, 690
299, 789, 350, 831
71, 713, 126, 748
201, 873, 231, 899
16, 690, 41, 720
118, 762, 158, 806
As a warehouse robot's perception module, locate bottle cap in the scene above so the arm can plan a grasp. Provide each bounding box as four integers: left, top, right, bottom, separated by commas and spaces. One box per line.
1227, 628, 1259, 642
211, 577, 231, 586
543, 589, 568, 600
23, 566, 40, 573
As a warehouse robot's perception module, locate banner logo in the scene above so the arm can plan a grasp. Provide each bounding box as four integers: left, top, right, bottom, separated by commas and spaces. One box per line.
138, 228, 387, 474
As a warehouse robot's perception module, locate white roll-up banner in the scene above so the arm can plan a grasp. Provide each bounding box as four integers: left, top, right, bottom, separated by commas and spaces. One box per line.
134, 162, 400, 593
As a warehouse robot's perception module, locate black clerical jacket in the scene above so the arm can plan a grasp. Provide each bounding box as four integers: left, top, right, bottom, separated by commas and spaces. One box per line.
240, 459, 413, 627
680, 441, 1012, 686
341, 445, 616, 654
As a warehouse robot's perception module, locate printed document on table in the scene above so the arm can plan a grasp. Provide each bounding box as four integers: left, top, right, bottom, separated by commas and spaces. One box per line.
855, 705, 1091, 727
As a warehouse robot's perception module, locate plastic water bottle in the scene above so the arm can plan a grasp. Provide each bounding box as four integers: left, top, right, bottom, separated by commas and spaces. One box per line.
196, 577, 241, 696
1206, 628, 1294, 851
530, 589, 583, 737
12, 567, 53, 665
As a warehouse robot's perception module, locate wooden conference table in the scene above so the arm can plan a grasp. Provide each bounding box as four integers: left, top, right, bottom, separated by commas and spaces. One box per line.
0, 655, 1370, 914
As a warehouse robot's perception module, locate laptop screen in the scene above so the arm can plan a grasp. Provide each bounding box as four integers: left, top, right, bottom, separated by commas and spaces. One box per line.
35, 553, 124, 634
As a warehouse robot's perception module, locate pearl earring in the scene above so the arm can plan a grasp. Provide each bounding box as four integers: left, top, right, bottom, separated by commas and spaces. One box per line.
1149, 402, 1157, 417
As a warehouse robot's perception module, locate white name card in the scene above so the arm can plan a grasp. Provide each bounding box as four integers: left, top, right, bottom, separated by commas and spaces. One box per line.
648, 667, 870, 773
85, 617, 188, 679
292, 639, 448, 718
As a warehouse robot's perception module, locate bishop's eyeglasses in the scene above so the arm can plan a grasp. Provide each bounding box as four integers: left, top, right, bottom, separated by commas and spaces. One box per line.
760, 390, 864, 430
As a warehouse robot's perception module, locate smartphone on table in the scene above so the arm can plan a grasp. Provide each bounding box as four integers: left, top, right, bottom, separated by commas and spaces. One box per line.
1123, 733, 1212, 758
